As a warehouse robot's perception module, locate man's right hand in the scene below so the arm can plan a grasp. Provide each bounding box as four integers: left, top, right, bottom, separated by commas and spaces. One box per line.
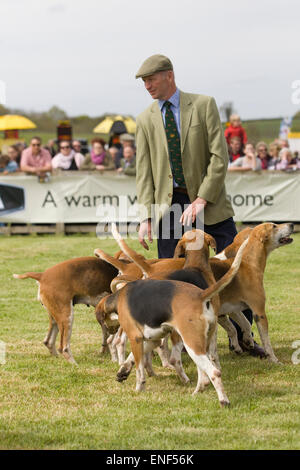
138, 219, 153, 250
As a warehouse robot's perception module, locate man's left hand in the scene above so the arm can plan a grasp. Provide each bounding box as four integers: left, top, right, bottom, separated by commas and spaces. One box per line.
179, 197, 207, 226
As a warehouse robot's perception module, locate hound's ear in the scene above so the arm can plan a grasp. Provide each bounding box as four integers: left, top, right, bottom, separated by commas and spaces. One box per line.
260, 231, 269, 243
256, 226, 269, 244
205, 233, 217, 252
173, 239, 186, 258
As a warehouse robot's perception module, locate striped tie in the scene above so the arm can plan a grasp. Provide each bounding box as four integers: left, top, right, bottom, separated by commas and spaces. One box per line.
164, 101, 186, 188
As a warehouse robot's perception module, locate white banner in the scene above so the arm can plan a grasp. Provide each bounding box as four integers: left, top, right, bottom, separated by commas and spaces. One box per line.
0, 171, 299, 223
226, 171, 300, 221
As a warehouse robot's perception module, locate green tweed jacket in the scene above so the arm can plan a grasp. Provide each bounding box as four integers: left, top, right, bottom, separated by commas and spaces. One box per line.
120, 157, 136, 176
135, 90, 234, 225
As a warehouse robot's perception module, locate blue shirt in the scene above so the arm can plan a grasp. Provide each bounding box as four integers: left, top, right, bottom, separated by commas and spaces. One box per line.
158, 88, 181, 135
0, 161, 18, 173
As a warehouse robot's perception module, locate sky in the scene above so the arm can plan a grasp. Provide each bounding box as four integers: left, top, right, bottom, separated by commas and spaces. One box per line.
1, 0, 300, 120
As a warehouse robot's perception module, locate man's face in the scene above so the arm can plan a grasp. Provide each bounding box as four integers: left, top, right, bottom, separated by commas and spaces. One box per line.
123, 147, 134, 161
257, 145, 267, 160
73, 141, 81, 152
31, 139, 41, 154
230, 139, 241, 153
109, 147, 118, 159
143, 71, 172, 100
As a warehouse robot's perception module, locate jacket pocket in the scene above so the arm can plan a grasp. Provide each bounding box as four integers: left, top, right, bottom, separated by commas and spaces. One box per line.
189, 124, 203, 135
190, 123, 202, 128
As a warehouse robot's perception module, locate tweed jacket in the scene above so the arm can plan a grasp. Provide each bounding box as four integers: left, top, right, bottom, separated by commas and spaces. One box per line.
120, 156, 136, 176
135, 90, 234, 225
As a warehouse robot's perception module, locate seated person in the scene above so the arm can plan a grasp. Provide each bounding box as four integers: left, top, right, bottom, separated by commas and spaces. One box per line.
267, 141, 281, 170
228, 136, 243, 162
256, 142, 272, 169
276, 149, 299, 170
117, 146, 136, 176
108, 133, 121, 149
0, 154, 18, 174
108, 145, 122, 169
52, 141, 84, 170
20, 137, 52, 176
228, 143, 262, 171
72, 140, 82, 154
80, 139, 115, 171
278, 139, 290, 149
117, 133, 136, 162
44, 139, 57, 158
15, 142, 26, 154
224, 114, 247, 148
7, 144, 21, 166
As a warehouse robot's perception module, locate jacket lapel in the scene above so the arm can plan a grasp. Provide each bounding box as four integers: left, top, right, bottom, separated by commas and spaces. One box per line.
151, 101, 169, 155
180, 91, 193, 152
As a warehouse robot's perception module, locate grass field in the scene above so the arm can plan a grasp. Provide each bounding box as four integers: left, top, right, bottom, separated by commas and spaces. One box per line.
0, 233, 300, 450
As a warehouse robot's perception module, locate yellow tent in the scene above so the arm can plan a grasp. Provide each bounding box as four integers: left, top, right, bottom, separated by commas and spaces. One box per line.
123, 117, 136, 134
93, 117, 115, 134
0, 114, 36, 130
93, 115, 136, 134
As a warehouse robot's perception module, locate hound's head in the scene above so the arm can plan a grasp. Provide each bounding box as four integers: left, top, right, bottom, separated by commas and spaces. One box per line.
252, 222, 293, 254
173, 229, 217, 264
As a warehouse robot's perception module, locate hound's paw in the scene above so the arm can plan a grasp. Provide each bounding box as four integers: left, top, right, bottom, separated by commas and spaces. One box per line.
220, 399, 230, 408
116, 367, 131, 382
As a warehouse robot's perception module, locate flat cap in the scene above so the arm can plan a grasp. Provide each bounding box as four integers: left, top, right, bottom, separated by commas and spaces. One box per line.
135, 54, 173, 79
120, 133, 135, 142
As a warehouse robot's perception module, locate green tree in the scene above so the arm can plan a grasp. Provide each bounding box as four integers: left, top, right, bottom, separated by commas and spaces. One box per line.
46, 105, 68, 122
291, 111, 300, 132
0, 104, 9, 115
220, 102, 234, 122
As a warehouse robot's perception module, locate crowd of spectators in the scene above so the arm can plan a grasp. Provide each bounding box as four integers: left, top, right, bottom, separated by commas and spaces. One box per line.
0, 117, 299, 180
226, 114, 300, 172
0, 133, 136, 179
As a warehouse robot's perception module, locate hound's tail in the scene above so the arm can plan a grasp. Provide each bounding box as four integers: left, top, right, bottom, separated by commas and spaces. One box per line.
13, 272, 43, 281
94, 249, 129, 274
202, 237, 248, 301
111, 223, 152, 278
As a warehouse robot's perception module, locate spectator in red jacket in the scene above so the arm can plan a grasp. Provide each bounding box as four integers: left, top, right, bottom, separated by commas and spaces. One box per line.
224, 114, 247, 148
